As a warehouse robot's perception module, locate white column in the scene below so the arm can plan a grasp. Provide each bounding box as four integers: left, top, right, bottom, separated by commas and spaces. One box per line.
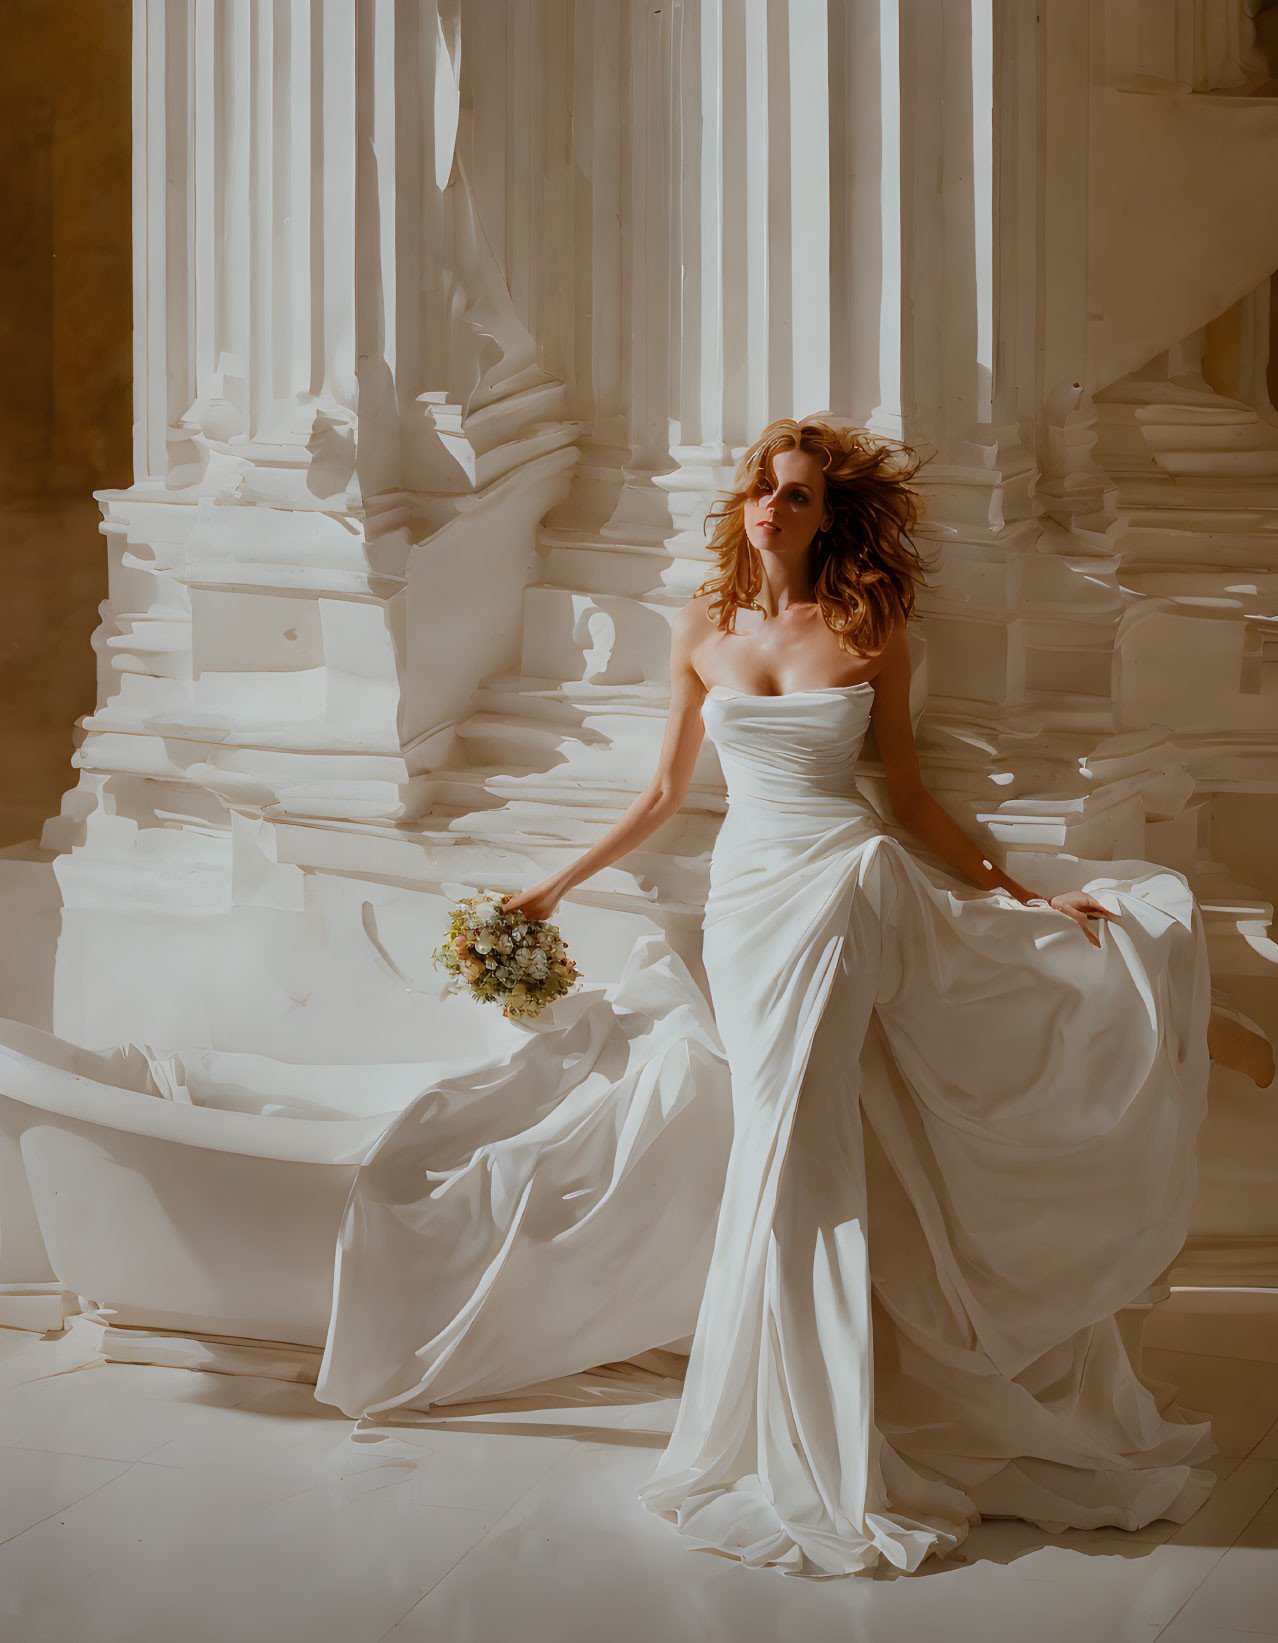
47, 0, 580, 900
650, 0, 881, 571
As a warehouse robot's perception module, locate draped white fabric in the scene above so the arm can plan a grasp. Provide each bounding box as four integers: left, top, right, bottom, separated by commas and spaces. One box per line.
314, 939, 733, 1414
316, 680, 1216, 1577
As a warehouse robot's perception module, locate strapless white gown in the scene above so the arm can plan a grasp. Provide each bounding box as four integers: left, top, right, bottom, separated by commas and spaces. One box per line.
315, 681, 1216, 1577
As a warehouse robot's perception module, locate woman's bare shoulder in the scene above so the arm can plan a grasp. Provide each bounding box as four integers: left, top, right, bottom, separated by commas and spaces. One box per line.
672, 592, 718, 645
885, 606, 912, 649
675, 590, 716, 623
861, 609, 909, 685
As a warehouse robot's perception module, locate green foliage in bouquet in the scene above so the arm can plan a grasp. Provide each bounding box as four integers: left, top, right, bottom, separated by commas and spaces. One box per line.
432, 887, 582, 1021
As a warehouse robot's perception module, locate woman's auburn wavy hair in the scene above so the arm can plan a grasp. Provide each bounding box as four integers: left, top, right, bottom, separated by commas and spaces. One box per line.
694, 416, 932, 655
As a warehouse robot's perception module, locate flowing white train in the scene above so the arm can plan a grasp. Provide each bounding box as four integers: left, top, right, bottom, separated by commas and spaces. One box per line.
316, 679, 1216, 1578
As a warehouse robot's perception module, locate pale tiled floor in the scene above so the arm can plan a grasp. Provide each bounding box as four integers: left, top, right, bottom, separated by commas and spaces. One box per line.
2, 1292, 1277, 1643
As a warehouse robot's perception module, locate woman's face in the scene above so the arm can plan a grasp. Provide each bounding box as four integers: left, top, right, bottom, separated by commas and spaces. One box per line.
743, 447, 832, 555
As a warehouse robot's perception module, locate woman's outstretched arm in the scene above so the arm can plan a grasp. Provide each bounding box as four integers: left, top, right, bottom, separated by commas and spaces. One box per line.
501, 603, 709, 923
871, 619, 1116, 948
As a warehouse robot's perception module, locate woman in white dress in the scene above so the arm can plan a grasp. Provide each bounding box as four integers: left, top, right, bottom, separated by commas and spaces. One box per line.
316, 416, 1273, 1578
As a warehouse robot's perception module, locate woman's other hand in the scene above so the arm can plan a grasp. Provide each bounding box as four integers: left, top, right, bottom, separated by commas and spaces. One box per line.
1046, 890, 1120, 949
502, 877, 567, 923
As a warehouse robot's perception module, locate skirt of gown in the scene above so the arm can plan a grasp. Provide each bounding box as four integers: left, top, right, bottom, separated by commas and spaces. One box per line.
315, 682, 1217, 1578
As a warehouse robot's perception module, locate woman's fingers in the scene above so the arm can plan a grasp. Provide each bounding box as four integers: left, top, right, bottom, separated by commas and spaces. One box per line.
502, 886, 558, 922
1059, 906, 1101, 947
1048, 892, 1121, 929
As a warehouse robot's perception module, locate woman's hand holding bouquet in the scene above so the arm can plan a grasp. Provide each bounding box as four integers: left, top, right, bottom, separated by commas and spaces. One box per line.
501, 876, 568, 924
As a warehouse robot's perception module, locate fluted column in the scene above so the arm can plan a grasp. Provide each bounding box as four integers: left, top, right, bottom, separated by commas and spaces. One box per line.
48, 0, 580, 903
629, 0, 872, 572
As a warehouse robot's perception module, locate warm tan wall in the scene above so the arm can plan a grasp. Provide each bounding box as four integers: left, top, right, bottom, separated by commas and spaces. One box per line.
0, 0, 131, 499
0, 0, 131, 846
0, 0, 130, 499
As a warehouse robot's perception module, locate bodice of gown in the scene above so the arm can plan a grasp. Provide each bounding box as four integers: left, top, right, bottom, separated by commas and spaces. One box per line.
700, 682, 880, 818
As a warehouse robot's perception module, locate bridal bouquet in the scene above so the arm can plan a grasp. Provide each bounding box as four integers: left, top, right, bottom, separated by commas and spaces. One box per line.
432, 887, 581, 1021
